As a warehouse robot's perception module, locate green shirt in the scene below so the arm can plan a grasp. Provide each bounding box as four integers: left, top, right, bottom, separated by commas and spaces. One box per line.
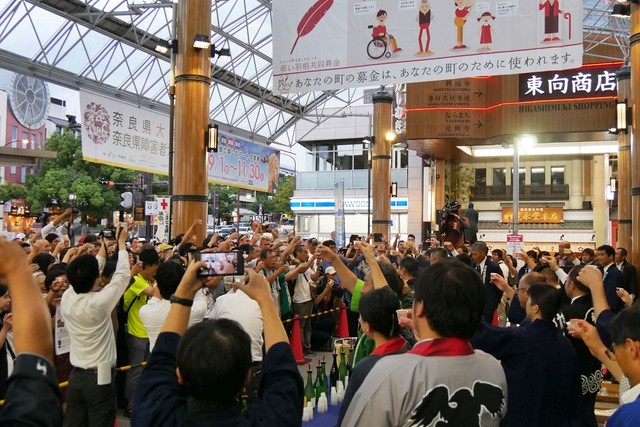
124, 274, 151, 338
350, 279, 365, 313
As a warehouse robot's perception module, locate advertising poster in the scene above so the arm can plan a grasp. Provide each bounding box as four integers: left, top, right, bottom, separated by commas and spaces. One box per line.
207, 132, 280, 193
272, 0, 583, 94
334, 180, 346, 247
79, 90, 169, 174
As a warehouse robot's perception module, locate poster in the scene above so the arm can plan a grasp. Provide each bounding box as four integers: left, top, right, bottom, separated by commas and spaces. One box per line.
79, 90, 169, 174
506, 234, 524, 256
54, 300, 70, 356
272, 0, 583, 94
155, 196, 171, 244
334, 180, 346, 247
207, 132, 280, 193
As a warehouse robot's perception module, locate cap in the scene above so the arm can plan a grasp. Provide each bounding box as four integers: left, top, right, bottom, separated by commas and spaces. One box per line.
157, 243, 173, 252
325, 266, 336, 275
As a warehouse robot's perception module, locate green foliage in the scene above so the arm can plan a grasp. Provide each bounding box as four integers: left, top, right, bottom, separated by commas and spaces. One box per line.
248, 176, 294, 218
444, 160, 475, 206
0, 183, 27, 202
208, 184, 237, 220
26, 131, 137, 220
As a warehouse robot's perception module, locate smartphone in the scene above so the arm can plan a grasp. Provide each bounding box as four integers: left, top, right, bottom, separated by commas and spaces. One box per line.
350, 234, 360, 243
373, 233, 383, 243
193, 251, 244, 277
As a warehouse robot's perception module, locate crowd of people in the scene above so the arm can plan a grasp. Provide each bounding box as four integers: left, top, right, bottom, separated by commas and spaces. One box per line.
1, 206, 640, 426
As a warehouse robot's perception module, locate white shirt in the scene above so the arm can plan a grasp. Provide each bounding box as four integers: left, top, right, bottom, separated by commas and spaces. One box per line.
290, 265, 312, 303
621, 380, 640, 404
211, 289, 263, 362
41, 221, 67, 239
140, 290, 208, 351
61, 250, 131, 369
497, 260, 509, 279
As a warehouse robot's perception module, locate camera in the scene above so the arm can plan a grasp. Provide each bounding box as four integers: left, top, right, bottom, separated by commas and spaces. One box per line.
193, 250, 244, 277
71, 207, 80, 215
101, 228, 116, 239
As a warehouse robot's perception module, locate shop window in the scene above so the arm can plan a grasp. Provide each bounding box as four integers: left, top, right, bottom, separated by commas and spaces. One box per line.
493, 168, 506, 186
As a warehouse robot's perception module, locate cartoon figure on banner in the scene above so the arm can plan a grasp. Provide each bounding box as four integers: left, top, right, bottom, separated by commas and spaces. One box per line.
416, 0, 433, 56
268, 153, 280, 193
367, 9, 402, 60
453, 0, 474, 50
477, 12, 495, 52
539, 0, 561, 42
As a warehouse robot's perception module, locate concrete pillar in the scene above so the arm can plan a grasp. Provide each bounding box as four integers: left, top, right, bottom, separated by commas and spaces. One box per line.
617, 66, 632, 254
568, 159, 584, 210
630, 3, 640, 264
172, 0, 211, 243
592, 155, 607, 246
371, 91, 393, 241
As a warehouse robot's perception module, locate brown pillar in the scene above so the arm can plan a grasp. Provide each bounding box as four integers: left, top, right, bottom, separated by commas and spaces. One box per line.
371, 91, 393, 241
617, 66, 632, 255
172, 0, 211, 243
631, 3, 640, 264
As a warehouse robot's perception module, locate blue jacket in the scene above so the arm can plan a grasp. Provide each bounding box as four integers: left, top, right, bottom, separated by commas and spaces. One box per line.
133, 332, 303, 427
471, 319, 581, 427
608, 396, 640, 427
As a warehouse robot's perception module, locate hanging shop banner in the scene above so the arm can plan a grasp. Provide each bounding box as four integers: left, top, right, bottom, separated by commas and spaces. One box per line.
79, 90, 169, 174
272, 0, 583, 94
155, 196, 171, 244
207, 132, 280, 193
334, 180, 346, 248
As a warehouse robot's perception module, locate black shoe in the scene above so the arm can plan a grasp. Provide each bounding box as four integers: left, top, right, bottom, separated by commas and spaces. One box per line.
123, 407, 132, 418
303, 349, 316, 357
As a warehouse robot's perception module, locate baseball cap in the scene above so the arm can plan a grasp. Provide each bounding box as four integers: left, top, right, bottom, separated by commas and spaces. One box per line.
325, 266, 337, 275
157, 243, 173, 252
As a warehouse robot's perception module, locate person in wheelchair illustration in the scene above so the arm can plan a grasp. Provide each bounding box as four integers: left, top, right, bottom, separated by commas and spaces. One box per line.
367, 9, 402, 60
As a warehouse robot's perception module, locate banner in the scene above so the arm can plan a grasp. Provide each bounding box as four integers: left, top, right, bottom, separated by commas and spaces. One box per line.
207, 132, 280, 193
334, 180, 346, 247
272, 0, 583, 94
79, 90, 169, 174
155, 196, 170, 244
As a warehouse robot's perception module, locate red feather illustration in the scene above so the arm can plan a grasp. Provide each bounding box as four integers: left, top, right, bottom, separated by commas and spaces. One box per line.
290, 0, 334, 55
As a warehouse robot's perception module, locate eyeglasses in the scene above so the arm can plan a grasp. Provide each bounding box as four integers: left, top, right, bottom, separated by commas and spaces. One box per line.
516, 287, 529, 294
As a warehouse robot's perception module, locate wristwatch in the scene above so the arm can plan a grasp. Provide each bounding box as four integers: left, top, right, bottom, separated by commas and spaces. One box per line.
170, 294, 193, 307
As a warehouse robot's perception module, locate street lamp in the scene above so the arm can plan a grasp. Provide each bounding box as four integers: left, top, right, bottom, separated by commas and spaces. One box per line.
512, 134, 537, 235
363, 137, 373, 236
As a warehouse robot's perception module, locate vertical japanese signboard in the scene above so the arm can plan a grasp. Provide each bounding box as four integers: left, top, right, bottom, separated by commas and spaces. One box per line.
155, 196, 171, 244
79, 90, 169, 174
206, 132, 280, 193
272, 0, 583, 94
334, 180, 346, 247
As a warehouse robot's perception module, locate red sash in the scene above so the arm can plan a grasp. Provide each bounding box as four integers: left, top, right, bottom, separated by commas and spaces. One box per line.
408, 337, 474, 357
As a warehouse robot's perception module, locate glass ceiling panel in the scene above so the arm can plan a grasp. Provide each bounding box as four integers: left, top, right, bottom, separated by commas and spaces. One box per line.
0, 0, 629, 147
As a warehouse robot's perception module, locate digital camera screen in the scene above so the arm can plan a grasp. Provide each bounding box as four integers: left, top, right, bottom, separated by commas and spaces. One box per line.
194, 251, 244, 277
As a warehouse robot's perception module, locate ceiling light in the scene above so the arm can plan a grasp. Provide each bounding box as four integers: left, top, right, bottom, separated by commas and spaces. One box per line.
612, 2, 631, 17
193, 34, 210, 49
155, 40, 170, 54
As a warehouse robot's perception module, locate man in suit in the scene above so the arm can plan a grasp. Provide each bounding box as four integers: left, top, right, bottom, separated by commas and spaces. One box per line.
615, 247, 638, 298
557, 265, 600, 427
470, 241, 504, 323
596, 245, 624, 313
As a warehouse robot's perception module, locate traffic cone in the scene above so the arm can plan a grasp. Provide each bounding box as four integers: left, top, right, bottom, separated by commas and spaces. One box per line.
337, 303, 350, 338
289, 314, 307, 365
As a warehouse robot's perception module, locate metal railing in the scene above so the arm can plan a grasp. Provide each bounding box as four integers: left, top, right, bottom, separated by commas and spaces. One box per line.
472, 184, 570, 201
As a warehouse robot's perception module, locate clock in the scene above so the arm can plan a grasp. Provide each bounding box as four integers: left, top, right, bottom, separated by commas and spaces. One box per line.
8, 74, 50, 130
